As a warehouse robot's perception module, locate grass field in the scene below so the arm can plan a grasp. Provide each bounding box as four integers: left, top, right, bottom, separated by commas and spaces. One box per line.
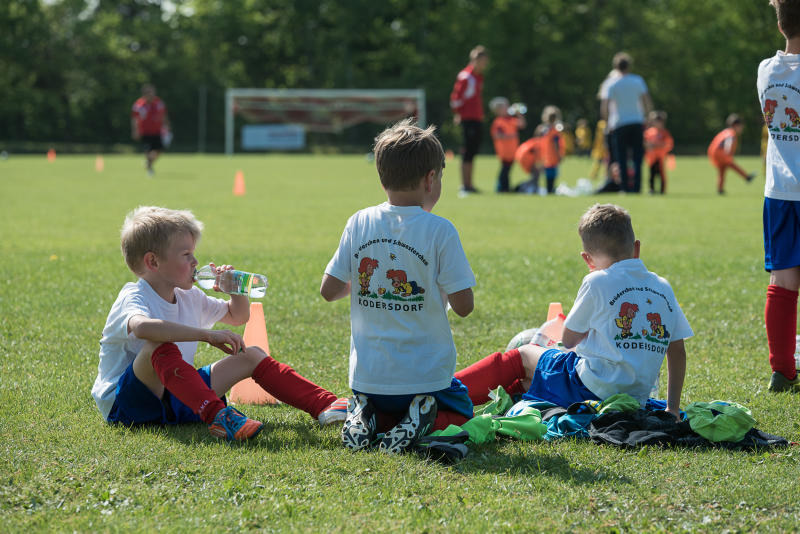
1, 152, 799, 532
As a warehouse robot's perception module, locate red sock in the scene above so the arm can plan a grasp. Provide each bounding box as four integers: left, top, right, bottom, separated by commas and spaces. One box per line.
765, 285, 798, 380
432, 410, 470, 431
251, 355, 338, 418
455, 349, 526, 405
150, 343, 225, 424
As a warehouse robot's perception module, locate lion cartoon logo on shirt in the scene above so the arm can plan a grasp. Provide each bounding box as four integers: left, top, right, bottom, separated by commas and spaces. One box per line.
645, 312, 670, 340
357, 257, 379, 296
385, 269, 425, 297
614, 302, 639, 339
763, 99, 778, 129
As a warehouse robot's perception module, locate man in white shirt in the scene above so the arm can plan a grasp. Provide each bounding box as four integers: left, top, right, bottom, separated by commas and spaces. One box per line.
601, 53, 653, 193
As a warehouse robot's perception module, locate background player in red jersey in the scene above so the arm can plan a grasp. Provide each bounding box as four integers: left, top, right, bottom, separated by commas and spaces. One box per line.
131, 84, 170, 176
450, 46, 489, 195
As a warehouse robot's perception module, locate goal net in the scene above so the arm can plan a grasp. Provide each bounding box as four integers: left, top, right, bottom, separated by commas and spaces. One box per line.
224, 88, 426, 154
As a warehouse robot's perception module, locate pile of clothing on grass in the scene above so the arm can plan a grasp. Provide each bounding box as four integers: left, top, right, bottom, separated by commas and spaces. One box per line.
414, 388, 792, 464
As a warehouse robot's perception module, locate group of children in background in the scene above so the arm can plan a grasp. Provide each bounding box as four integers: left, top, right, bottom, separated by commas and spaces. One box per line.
488, 98, 754, 196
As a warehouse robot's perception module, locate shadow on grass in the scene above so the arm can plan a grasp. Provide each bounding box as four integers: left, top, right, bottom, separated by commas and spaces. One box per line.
453, 441, 633, 486
122, 420, 331, 450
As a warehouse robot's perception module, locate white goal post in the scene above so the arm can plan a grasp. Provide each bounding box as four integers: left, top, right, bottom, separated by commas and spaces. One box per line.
224, 88, 426, 154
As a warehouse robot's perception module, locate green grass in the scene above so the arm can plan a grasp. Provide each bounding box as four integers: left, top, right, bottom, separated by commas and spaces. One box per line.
1, 151, 799, 532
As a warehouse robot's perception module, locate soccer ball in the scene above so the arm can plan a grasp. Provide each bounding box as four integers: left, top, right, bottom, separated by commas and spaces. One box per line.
505, 327, 539, 351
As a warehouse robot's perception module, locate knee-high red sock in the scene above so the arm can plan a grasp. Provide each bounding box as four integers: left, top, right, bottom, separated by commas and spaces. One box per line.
455, 349, 526, 405
151, 343, 225, 423
251, 355, 337, 418
765, 285, 798, 380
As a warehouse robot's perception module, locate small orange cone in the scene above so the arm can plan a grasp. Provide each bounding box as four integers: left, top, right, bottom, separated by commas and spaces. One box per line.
546, 302, 563, 321
95, 155, 105, 172
229, 302, 280, 405
46, 148, 56, 162
233, 170, 246, 196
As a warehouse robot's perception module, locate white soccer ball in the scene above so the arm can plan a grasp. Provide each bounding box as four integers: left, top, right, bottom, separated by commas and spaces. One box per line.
505, 327, 539, 351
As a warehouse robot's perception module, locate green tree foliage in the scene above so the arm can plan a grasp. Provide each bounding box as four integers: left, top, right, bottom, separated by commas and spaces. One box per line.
0, 0, 784, 152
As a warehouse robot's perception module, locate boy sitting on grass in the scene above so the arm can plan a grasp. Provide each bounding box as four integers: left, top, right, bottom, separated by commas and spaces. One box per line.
321, 119, 476, 454
91, 206, 347, 441
452, 204, 692, 420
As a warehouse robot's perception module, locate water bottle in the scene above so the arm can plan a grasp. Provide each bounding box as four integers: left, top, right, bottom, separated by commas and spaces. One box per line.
194, 264, 268, 298
531, 313, 566, 348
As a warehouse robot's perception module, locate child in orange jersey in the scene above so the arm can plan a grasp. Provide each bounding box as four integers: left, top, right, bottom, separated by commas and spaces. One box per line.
513, 136, 543, 194
490, 97, 526, 192
644, 111, 674, 195
539, 106, 566, 194
707, 114, 756, 195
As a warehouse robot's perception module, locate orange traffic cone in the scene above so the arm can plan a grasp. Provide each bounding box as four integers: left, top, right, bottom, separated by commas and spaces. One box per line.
233, 170, 246, 196
546, 302, 563, 321
95, 155, 105, 172
46, 148, 56, 162
229, 303, 280, 405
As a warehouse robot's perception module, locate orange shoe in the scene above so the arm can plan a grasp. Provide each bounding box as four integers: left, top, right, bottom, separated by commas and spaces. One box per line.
208, 406, 264, 441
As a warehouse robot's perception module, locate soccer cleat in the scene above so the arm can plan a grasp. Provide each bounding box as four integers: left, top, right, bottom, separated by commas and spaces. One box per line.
746, 172, 756, 183
378, 395, 437, 455
208, 406, 264, 441
767, 371, 800, 393
318, 397, 349, 426
341, 395, 377, 451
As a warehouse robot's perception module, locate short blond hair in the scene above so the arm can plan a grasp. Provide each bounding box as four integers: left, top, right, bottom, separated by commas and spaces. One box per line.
120, 206, 203, 274
578, 204, 635, 260
374, 118, 445, 191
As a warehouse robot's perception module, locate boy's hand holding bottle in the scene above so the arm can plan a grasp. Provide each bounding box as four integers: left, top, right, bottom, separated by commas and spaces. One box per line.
194, 262, 268, 298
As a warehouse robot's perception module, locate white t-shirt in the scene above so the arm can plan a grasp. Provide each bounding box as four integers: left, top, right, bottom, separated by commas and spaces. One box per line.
91, 278, 228, 419
605, 74, 649, 130
758, 51, 800, 201
564, 259, 693, 404
325, 203, 476, 394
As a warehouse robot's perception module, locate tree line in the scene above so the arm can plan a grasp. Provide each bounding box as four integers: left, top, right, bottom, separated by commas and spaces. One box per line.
0, 0, 782, 153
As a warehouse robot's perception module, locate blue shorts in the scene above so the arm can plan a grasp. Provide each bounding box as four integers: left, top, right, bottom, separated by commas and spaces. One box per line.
764, 197, 800, 271
107, 362, 222, 425
354, 377, 473, 419
521, 349, 600, 407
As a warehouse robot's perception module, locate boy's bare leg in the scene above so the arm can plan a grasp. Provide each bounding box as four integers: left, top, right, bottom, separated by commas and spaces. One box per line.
131, 341, 166, 398
729, 161, 750, 180
211, 346, 339, 418
209, 346, 267, 396
716, 165, 726, 193
517, 344, 549, 391
771, 266, 800, 291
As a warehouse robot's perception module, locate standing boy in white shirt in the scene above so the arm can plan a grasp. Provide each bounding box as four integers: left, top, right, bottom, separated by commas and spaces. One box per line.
321, 119, 476, 453
758, 0, 800, 392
